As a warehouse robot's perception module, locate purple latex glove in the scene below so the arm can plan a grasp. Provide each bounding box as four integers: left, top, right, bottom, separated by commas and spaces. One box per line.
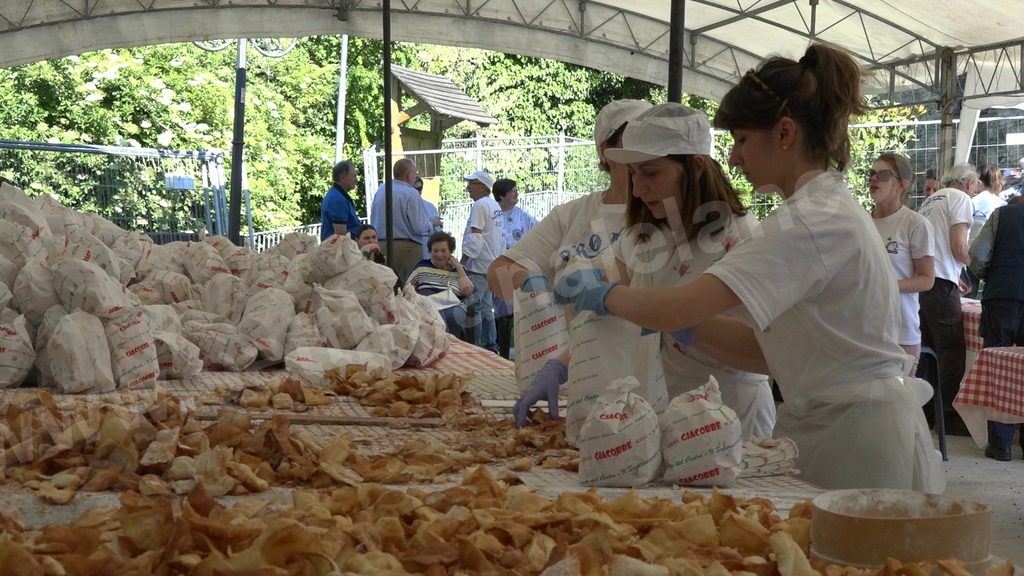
512, 359, 568, 427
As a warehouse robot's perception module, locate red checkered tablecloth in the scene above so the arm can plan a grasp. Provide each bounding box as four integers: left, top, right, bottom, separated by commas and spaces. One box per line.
397, 336, 514, 376
953, 346, 1024, 447
962, 299, 983, 352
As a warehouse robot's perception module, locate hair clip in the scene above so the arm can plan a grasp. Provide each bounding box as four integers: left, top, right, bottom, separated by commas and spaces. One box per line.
744, 69, 791, 117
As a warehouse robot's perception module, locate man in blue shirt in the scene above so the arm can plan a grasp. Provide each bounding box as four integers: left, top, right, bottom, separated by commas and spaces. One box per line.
320, 160, 362, 241
370, 158, 436, 284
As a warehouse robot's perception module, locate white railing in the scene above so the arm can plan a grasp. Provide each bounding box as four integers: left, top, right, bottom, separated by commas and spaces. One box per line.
248, 223, 321, 253
439, 190, 588, 259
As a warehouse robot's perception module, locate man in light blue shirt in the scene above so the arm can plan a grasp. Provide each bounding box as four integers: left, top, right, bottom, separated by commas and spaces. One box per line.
320, 160, 361, 241
370, 158, 435, 284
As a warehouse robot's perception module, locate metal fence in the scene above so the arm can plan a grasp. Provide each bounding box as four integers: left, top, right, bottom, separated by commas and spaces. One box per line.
249, 223, 322, 253
363, 136, 602, 216
0, 139, 241, 244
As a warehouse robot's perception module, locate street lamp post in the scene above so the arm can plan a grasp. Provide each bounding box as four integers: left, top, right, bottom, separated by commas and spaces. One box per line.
195, 37, 297, 246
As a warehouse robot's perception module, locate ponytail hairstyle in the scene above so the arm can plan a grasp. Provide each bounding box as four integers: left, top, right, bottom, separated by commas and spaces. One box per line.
713, 43, 867, 172
978, 164, 1002, 192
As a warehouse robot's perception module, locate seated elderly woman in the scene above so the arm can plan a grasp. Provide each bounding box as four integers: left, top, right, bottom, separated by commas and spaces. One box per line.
405, 232, 474, 339
355, 224, 386, 264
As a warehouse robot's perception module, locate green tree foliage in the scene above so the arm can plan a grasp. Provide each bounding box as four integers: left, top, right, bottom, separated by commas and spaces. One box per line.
0, 39, 921, 232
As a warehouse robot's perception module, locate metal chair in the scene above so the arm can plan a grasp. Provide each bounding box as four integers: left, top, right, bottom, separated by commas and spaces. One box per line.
916, 346, 947, 461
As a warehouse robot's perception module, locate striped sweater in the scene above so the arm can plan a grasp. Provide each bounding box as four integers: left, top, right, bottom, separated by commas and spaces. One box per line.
405, 259, 465, 310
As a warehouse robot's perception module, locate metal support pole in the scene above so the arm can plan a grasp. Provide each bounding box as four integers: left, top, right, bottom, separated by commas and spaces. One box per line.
228, 39, 248, 245
556, 135, 566, 195
335, 34, 350, 164
809, 0, 819, 40
937, 47, 958, 178
383, 0, 394, 265
668, 0, 686, 103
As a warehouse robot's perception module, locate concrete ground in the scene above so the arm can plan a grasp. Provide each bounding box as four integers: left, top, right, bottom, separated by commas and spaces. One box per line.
941, 433, 1024, 566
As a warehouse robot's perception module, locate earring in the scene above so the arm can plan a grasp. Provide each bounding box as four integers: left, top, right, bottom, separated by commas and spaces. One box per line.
781, 144, 789, 151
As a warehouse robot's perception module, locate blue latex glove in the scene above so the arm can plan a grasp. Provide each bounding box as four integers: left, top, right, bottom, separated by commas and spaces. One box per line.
521, 274, 550, 293
553, 269, 618, 316
641, 326, 695, 348
553, 268, 603, 304
512, 359, 568, 427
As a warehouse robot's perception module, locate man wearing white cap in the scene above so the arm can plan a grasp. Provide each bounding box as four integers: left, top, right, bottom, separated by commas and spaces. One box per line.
462, 170, 503, 353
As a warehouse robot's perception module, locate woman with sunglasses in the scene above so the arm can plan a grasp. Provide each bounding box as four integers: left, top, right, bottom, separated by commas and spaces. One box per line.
554, 44, 942, 491
869, 154, 935, 375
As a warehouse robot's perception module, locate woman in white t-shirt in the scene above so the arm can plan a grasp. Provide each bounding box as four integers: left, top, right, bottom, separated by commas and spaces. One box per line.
554, 44, 942, 491
869, 153, 935, 375
606, 103, 776, 439
485, 99, 655, 427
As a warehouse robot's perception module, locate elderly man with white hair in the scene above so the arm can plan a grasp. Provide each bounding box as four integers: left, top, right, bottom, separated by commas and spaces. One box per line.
917, 163, 975, 435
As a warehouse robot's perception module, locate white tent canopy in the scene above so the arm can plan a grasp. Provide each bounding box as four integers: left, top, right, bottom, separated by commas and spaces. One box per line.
1, 1, 1023, 106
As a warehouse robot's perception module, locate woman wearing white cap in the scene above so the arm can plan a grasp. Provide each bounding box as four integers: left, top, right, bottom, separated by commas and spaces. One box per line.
554, 44, 942, 491
486, 99, 653, 426
603, 102, 776, 439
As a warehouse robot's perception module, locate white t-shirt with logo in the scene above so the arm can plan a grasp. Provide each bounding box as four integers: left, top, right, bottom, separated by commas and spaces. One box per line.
872, 206, 934, 345
462, 195, 504, 274
503, 191, 625, 280
917, 188, 972, 283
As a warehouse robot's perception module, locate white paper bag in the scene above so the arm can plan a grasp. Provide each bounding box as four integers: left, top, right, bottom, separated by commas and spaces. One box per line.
203, 272, 249, 324
142, 304, 183, 334
578, 377, 661, 488
12, 258, 61, 326
184, 321, 258, 372
356, 324, 417, 370
400, 291, 449, 368
49, 311, 116, 394
153, 330, 203, 380
306, 234, 364, 283
237, 287, 294, 361
53, 258, 133, 318
324, 261, 399, 325
269, 232, 317, 260
183, 241, 231, 285
0, 313, 35, 388
60, 227, 122, 282
32, 305, 67, 388
285, 312, 326, 356
104, 307, 160, 389
131, 270, 194, 305
512, 287, 569, 392
660, 376, 742, 487
285, 346, 392, 386
313, 285, 374, 350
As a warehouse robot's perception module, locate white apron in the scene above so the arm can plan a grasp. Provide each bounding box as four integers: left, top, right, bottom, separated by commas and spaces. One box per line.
660, 338, 776, 439
774, 376, 944, 493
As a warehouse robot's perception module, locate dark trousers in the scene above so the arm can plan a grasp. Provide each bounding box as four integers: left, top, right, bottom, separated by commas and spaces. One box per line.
440, 306, 467, 341
495, 315, 514, 360
981, 299, 1024, 451
919, 278, 967, 414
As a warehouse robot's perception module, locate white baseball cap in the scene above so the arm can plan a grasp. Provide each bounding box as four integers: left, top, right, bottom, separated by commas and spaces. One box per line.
463, 170, 494, 191
603, 103, 713, 164
594, 99, 653, 144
